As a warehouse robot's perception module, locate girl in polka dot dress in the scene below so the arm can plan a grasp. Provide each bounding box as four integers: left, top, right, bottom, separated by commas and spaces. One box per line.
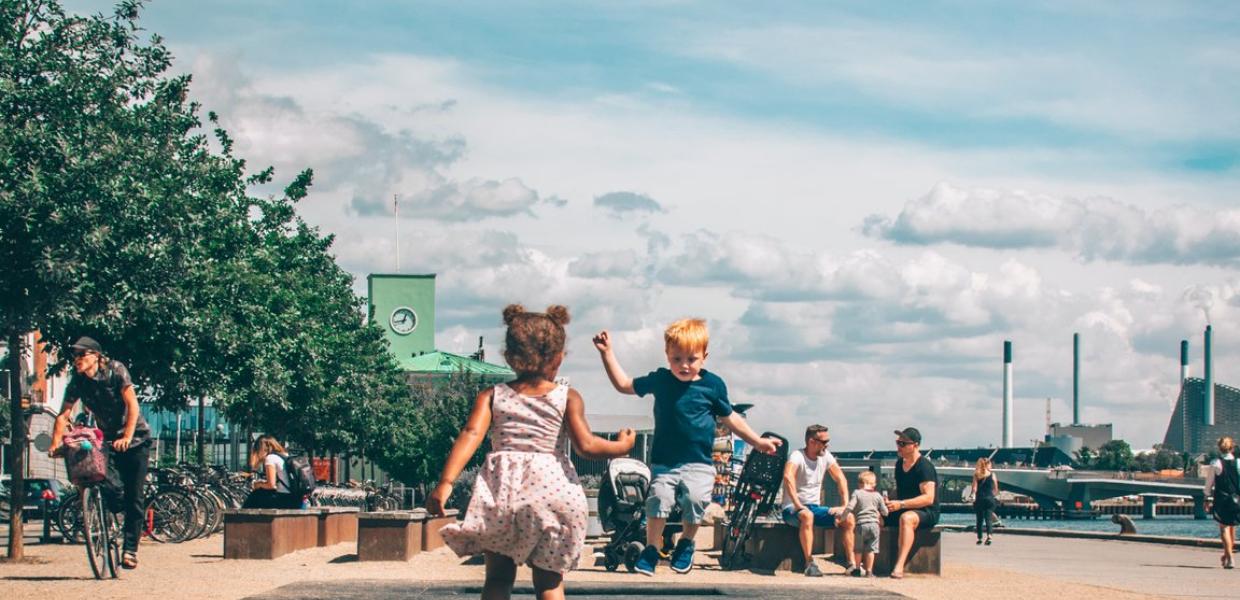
428, 304, 636, 600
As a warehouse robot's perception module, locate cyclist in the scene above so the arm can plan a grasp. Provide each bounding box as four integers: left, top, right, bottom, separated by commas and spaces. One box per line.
48, 337, 152, 570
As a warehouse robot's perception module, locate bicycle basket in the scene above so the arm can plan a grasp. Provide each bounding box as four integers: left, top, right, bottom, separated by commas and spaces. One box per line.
63, 426, 107, 486
735, 432, 789, 488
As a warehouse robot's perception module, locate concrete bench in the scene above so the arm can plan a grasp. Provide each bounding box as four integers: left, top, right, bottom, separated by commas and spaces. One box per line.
743, 516, 844, 572
872, 527, 941, 576
737, 518, 942, 575
224, 509, 318, 559
311, 506, 360, 547
422, 508, 459, 551
358, 510, 427, 561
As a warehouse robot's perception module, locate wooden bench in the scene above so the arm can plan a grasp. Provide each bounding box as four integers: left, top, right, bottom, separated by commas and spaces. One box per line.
311, 506, 360, 547
871, 527, 941, 576
358, 510, 427, 561
422, 508, 459, 551
224, 509, 318, 559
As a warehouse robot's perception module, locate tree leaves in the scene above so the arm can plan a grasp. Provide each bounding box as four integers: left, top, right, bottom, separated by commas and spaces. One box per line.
1, 0, 414, 472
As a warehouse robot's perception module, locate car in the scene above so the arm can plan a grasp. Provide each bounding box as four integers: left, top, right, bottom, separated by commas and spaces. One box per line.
1, 476, 67, 518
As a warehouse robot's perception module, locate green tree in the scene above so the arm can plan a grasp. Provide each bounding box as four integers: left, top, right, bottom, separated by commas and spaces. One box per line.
0, 0, 393, 554
1093, 440, 1135, 471
371, 372, 493, 488
1072, 446, 1096, 469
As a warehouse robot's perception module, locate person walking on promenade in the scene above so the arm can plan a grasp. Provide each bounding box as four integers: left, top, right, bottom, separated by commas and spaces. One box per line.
48, 336, 152, 570
972, 457, 999, 546
780, 424, 856, 577
1205, 436, 1240, 569
843, 470, 888, 577
243, 435, 301, 509
429, 305, 636, 600
593, 319, 781, 576
883, 427, 939, 579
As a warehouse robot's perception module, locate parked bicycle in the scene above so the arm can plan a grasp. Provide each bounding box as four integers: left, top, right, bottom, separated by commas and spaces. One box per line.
311, 480, 402, 511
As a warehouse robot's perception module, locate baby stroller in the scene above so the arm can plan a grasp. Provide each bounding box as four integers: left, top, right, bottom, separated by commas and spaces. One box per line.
596, 457, 681, 572
718, 431, 789, 570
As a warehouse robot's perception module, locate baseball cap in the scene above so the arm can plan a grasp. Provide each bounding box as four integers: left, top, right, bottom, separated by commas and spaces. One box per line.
893, 427, 922, 445
70, 336, 102, 354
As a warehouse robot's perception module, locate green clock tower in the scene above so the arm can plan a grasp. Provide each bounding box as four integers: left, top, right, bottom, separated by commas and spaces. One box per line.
368, 273, 436, 369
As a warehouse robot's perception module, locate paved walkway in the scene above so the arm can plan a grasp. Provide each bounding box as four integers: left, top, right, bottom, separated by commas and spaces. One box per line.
2, 526, 1221, 599
947, 531, 1233, 599
246, 581, 906, 599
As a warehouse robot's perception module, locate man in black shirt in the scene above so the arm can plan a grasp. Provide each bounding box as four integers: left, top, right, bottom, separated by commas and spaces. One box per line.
883, 427, 939, 578
49, 337, 152, 570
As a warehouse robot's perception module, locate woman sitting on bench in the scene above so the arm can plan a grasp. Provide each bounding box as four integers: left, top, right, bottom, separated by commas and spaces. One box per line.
243, 434, 301, 509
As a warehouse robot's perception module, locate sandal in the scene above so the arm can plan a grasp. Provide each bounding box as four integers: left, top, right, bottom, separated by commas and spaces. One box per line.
122, 551, 138, 570
985, 536, 992, 546
890, 570, 905, 579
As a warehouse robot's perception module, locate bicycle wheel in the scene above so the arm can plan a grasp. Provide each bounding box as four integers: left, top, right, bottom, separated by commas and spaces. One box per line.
81, 487, 109, 580
719, 496, 759, 570
57, 489, 84, 543
103, 501, 120, 579
146, 489, 196, 543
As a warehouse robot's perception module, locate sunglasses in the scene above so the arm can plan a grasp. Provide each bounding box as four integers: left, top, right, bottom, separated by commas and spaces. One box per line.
72, 350, 96, 359
812, 437, 830, 446
896, 440, 915, 447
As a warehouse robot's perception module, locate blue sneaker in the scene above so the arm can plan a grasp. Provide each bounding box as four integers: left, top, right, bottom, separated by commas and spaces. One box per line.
669, 538, 695, 574
634, 544, 661, 576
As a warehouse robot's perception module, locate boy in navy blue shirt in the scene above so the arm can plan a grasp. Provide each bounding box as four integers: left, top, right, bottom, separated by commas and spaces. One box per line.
594, 319, 781, 575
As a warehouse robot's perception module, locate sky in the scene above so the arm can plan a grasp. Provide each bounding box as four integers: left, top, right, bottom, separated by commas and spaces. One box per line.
66, 1, 1240, 452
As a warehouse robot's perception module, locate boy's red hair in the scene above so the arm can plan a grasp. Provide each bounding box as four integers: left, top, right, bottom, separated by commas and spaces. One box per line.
664, 318, 709, 354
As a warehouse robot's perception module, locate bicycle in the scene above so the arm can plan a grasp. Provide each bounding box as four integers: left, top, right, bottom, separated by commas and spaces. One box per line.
79, 481, 121, 579
718, 432, 789, 570
53, 427, 121, 579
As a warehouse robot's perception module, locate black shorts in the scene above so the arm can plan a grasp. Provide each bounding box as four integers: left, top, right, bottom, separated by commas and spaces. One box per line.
885, 508, 939, 529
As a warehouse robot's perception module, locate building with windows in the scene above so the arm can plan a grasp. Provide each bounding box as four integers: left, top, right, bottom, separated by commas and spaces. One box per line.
1163, 377, 1240, 456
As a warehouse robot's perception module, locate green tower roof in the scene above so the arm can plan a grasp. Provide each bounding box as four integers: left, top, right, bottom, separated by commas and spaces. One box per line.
406, 351, 515, 377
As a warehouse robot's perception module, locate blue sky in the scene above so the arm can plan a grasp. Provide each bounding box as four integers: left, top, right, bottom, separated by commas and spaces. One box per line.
67, 0, 1240, 450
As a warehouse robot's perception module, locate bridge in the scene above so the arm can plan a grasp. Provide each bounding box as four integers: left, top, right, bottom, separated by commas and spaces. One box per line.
838, 461, 1207, 519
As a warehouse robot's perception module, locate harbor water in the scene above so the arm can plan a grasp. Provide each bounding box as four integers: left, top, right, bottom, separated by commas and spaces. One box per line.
940, 512, 1221, 540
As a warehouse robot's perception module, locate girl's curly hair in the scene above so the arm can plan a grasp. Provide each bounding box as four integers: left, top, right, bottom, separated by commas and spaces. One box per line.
502, 304, 571, 378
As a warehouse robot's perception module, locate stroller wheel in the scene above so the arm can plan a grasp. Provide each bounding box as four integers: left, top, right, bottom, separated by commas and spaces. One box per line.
623, 541, 645, 572
604, 554, 620, 572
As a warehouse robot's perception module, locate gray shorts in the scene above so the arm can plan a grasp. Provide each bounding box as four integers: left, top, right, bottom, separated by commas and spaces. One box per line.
646, 463, 716, 524
856, 521, 881, 554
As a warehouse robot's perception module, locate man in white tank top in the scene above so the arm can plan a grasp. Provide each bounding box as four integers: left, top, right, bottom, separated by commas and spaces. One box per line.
780, 424, 856, 577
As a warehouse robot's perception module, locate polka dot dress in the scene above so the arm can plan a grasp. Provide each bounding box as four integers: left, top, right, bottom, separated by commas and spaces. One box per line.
440, 383, 587, 574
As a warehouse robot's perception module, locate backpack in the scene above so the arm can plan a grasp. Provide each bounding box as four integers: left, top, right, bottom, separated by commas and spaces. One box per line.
283, 453, 317, 498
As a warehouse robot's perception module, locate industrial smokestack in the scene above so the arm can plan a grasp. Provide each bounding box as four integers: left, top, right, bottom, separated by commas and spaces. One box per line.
1073, 332, 1081, 425
1180, 339, 1190, 391
1003, 340, 1013, 448
1205, 325, 1214, 426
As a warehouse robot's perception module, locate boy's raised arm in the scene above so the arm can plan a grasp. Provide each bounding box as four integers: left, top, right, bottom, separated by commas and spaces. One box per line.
720, 412, 782, 454
593, 330, 636, 395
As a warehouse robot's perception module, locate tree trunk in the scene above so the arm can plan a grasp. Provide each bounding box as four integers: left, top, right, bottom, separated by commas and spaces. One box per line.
196, 395, 206, 466
7, 332, 26, 560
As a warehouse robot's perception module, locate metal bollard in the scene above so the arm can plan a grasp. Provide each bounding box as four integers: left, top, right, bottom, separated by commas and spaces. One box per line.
41, 495, 53, 543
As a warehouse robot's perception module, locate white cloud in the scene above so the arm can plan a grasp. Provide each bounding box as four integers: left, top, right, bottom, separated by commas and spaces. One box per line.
680, 19, 1240, 141
863, 182, 1240, 266
170, 43, 1240, 453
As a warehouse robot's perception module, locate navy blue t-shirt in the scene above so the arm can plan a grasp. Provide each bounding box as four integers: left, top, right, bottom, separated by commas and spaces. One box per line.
633, 368, 733, 467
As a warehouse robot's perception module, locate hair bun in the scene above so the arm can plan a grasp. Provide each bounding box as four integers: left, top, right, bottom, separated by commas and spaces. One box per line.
502, 304, 526, 325
545, 305, 571, 326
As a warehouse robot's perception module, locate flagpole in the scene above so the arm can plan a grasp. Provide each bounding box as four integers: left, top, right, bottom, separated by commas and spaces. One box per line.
394, 194, 400, 273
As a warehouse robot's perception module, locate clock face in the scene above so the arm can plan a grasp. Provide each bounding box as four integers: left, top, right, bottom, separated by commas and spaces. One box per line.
389, 307, 418, 335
